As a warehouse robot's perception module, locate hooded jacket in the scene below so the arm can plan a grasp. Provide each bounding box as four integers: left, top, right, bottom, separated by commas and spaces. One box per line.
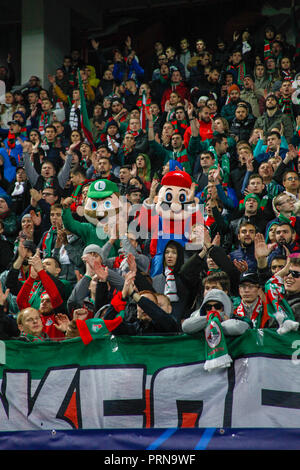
182, 289, 233, 334
152, 240, 196, 322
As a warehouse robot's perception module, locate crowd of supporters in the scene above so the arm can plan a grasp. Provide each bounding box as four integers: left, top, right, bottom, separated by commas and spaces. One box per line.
0, 10, 300, 343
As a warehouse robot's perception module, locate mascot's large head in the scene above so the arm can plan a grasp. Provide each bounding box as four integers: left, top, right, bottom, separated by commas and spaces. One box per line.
84, 179, 120, 226
155, 170, 197, 221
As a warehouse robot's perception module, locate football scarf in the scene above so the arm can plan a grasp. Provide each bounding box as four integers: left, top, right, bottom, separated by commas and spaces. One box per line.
76, 291, 126, 345
204, 311, 232, 372
234, 297, 268, 328
164, 267, 179, 302
265, 275, 299, 334
39, 112, 51, 134
41, 227, 57, 258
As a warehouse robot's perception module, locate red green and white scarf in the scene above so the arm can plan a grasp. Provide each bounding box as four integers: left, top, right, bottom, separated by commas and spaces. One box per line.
204, 311, 232, 372
265, 275, 299, 334
234, 297, 268, 329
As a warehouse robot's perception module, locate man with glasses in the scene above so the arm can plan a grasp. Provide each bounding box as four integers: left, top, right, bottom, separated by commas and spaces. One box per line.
282, 171, 300, 200
152, 53, 168, 80
270, 191, 300, 236
273, 191, 296, 218
234, 272, 268, 328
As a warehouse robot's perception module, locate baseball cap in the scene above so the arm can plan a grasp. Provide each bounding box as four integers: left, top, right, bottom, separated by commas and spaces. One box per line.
8, 120, 21, 126
239, 272, 259, 285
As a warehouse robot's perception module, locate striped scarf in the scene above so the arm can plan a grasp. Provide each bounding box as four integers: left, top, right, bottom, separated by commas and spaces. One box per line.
279, 97, 293, 116
69, 104, 80, 130
41, 226, 57, 258
264, 40, 273, 61
234, 297, 268, 329
164, 267, 179, 302
39, 112, 51, 134
265, 275, 299, 334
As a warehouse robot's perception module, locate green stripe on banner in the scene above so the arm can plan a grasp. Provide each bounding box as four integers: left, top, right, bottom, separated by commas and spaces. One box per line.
0, 330, 299, 431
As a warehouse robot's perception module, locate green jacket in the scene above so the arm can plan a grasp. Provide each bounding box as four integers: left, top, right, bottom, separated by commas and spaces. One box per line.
149, 135, 201, 175
62, 208, 120, 256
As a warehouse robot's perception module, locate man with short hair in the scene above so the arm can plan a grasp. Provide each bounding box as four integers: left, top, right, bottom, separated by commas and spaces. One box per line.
268, 222, 300, 265
226, 49, 250, 87
118, 165, 132, 195
194, 151, 215, 190
40, 124, 63, 167
38, 203, 63, 258
270, 255, 287, 276
165, 46, 186, 78
16, 307, 51, 341
190, 67, 221, 102
282, 170, 300, 200
183, 105, 213, 149
254, 92, 294, 143
148, 107, 199, 175
255, 130, 288, 163
242, 173, 275, 221
16, 249, 70, 327
0, 119, 27, 179
177, 37, 193, 80
234, 272, 268, 328
187, 38, 207, 70
229, 221, 257, 271
240, 74, 262, 118
95, 156, 120, 183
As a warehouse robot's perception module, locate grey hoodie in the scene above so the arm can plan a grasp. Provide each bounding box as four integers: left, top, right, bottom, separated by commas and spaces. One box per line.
182, 289, 233, 334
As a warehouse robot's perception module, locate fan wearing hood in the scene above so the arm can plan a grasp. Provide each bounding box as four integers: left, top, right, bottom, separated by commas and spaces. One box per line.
151, 240, 202, 324
182, 288, 251, 336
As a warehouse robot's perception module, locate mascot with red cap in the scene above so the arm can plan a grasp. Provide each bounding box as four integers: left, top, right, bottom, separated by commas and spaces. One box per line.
140, 169, 202, 276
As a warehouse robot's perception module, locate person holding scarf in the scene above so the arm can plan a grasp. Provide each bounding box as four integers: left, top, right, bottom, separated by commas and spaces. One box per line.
234, 271, 269, 329
36, 97, 54, 136
169, 105, 189, 138
182, 288, 251, 371
226, 49, 249, 88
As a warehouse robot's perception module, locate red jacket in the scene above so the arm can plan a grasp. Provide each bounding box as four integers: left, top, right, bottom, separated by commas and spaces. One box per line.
161, 82, 190, 112
183, 120, 213, 148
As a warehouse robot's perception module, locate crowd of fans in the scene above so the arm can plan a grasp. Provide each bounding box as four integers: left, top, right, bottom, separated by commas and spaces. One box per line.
0, 14, 300, 343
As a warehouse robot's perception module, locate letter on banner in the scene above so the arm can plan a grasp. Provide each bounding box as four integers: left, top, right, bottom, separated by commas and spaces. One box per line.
151, 363, 229, 428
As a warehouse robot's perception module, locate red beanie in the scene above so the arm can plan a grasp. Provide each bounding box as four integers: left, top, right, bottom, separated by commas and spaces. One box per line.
161, 170, 192, 188
228, 84, 240, 95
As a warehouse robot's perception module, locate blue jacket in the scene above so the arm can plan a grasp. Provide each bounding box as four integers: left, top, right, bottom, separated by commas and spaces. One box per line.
229, 243, 257, 272
113, 58, 144, 85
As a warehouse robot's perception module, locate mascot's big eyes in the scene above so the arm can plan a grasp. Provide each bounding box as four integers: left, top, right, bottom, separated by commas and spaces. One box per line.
91, 201, 98, 210
179, 193, 187, 203
103, 200, 112, 210
165, 191, 173, 202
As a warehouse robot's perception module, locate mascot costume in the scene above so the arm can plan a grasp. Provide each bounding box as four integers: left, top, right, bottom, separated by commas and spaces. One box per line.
140, 169, 203, 276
